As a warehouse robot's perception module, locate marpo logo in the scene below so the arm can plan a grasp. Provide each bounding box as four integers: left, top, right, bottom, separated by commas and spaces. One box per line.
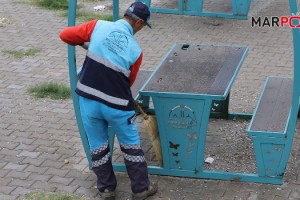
251, 12, 300, 28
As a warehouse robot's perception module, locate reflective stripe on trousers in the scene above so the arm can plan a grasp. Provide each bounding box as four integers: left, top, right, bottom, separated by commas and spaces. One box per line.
92, 142, 149, 193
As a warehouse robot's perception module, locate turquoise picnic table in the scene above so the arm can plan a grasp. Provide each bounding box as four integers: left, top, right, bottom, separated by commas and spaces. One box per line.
66, 0, 300, 185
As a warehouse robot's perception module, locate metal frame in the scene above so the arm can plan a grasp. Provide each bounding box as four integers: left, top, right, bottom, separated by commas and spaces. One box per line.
126, 0, 252, 20
67, 0, 299, 185
67, 0, 92, 170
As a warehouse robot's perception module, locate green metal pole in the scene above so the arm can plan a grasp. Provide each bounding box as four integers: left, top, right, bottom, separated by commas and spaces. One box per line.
67, 0, 92, 169
287, 1, 300, 139
113, 0, 119, 21
278, 0, 300, 173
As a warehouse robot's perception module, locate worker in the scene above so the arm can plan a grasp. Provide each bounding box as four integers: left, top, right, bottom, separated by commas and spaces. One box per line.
59, 2, 157, 200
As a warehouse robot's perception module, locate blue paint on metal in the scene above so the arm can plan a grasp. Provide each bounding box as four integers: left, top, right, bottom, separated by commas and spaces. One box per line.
232, 0, 252, 16
181, 0, 202, 13
131, 0, 250, 19
251, 137, 288, 177
277, 0, 300, 174
251, 137, 265, 176
248, 131, 287, 138
112, 164, 283, 184
113, 0, 119, 21
141, 91, 226, 99
136, 0, 151, 7
196, 100, 212, 173
261, 143, 285, 177
227, 112, 253, 120
152, 96, 206, 171
247, 76, 268, 135
178, 0, 184, 14
222, 47, 248, 97
68, 1, 116, 170
67, 0, 92, 169
201, 170, 282, 185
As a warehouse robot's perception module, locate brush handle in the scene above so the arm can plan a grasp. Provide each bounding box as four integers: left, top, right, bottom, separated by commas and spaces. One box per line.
135, 102, 149, 120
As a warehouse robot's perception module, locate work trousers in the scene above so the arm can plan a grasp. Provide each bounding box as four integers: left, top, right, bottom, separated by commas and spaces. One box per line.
79, 96, 150, 193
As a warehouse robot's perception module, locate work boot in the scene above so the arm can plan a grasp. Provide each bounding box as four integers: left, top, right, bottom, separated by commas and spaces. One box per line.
132, 182, 158, 200
99, 189, 115, 200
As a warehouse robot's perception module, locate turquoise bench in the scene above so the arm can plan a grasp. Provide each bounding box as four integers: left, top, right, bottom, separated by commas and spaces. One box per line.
247, 77, 294, 178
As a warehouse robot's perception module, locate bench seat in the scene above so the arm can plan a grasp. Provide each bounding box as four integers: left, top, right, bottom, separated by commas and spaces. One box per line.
247, 77, 293, 138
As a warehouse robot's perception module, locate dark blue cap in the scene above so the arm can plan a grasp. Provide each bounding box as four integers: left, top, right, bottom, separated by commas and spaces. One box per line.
126, 2, 151, 28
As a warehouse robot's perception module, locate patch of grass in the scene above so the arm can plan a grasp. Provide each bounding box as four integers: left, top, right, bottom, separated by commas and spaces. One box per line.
77, 12, 114, 22
24, 192, 86, 200
0, 17, 10, 27
98, 14, 114, 22
17, 0, 111, 22
27, 82, 71, 100
59, 10, 114, 22
34, 0, 69, 10
2, 48, 41, 59
16, 0, 84, 11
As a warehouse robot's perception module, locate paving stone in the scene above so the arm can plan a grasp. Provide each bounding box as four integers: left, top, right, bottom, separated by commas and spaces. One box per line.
18, 157, 44, 167
15, 142, 38, 152
274, 196, 288, 200
8, 179, 34, 188
69, 178, 95, 189
52, 108, 70, 114
17, 150, 41, 159
0, 186, 16, 195
54, 184, 80, 194
33, 138, 55, 146
44, 168, 69, 177
0, 177, 12, 186
1, 129, 13, 136
6, 124, 31, 132
0, 155, 25, 165
0, 141, 19, 150
66, 169, 92, 180
40, 160, 65, 168
30, 181, 58, 192
13, 137, 35, 145
11, 187, 31, 196
26, 126, 48, 135
0, 194, 19, 200
0, 162, 9, 169
48, 176, 74, 185
5, 170, 31, 180
289, 189, 300, 199
0, 148, 21, 158
35, 146, 58, 154
3, 163, 27, 172
75, 186, 99, 198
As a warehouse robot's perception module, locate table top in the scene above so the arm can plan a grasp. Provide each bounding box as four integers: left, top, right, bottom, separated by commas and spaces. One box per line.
141, 44, 248, 98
